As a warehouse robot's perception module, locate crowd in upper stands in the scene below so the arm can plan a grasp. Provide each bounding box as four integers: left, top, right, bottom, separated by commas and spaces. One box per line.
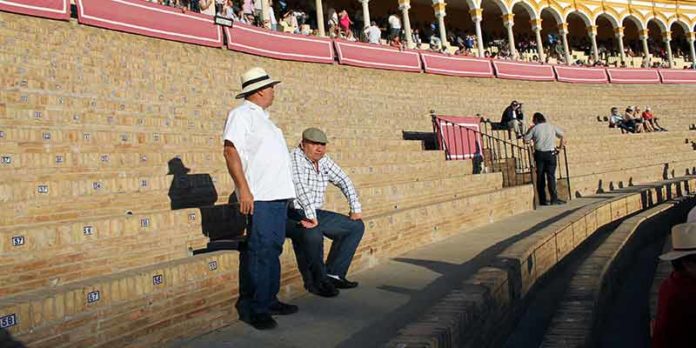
149, 0, 695, 69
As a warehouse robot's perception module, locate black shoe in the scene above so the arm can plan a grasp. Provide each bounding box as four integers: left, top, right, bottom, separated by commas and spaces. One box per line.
539, 201, 549, 206
269, 302, 298, 316
241, 313, 277, 330
328, 276, 359, 289
307, 280, 339, 297
551, 199, 567, 205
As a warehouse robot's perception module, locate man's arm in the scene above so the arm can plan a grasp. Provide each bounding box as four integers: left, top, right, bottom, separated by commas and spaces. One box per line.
555, 126, 566, 149
326, 157, 362, 220
290, 149, 319, 226
223, 141, 254, 215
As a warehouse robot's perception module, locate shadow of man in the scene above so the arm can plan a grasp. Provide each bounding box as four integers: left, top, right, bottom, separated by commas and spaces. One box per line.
167, 158, 246, 253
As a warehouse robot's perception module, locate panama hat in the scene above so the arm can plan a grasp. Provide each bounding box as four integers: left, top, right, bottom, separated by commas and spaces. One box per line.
659, 223, 696, 261
235, 67, 281, 99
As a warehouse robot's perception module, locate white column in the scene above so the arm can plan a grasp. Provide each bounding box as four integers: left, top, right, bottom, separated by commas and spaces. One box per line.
640, 29, 650, 58
432, 0, 448, 47
471, 8, 485, 57
588, 25, 599, 62
615, 27, 626, 64
688, 32, 696, 68
559, 23, 571, 65
260, 0, 270, 28
663, 31, 673, 68
315, 0, 325, 37
400, 0, 414, 48
360, 0, 371, 28
503, 14, 516, 58
532, 19, 545, 62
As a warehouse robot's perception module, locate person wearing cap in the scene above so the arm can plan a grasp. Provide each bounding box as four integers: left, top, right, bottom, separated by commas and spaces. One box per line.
223, 67, 297, 330
500, 100, 526, 139
653, 223, 696, 347
524, 112, 566, 206
285, 128, 365, 297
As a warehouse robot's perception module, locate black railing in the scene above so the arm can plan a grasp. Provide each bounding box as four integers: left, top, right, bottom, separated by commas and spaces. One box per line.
432, 113, 573, 205
431, 113, 533, 188
479, 118, 572, 202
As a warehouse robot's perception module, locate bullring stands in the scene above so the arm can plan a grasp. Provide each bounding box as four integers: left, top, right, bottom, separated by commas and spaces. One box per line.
1, 1, 696, 346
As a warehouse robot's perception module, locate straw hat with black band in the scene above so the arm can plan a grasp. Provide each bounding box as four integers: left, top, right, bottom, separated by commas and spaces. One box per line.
235, 67, 281, 99
659, 223, 696, 261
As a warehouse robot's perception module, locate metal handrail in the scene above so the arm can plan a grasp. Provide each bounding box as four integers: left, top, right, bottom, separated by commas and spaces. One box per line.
431, 113, 534, 189
432, 113, 573, 204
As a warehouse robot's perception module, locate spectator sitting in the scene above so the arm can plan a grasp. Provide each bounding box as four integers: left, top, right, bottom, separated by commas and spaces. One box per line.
390, 35, 404, 50
364, 21, 381, 44
633, 106, 651, 132
608, 107, 628, 132
500, 100, 525, 138
642, 106, 667, 131
652, 223, 696, 348
280, 9, 299, 33
412, 28, 422, 47
622, 107, 642, 133
429, 35, 443, 52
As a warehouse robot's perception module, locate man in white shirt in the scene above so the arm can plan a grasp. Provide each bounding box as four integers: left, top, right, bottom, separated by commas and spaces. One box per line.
286, 128, 365, 298
223, 67, 297, 330
364, 21, 381, 44
388, 12, 401, 40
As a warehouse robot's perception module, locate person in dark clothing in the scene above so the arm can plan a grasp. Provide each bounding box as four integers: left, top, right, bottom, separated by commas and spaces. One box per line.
500, 100, 525, 138
524, 112, 566, 205
653, 223, 696, 348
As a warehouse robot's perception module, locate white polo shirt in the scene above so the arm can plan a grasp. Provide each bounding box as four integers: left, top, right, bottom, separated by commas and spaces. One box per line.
223, 101, 296, 201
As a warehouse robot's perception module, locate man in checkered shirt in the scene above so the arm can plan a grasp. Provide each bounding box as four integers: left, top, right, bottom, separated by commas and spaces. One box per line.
286, 128, 365, 298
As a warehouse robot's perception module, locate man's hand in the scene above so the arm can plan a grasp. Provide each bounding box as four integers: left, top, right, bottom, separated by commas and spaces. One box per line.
349, 212, 363, 221
300, 219, 318, 229
238, 187, 254, 215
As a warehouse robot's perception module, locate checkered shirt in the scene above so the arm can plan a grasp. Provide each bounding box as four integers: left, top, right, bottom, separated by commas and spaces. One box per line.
290, 147, 361, 220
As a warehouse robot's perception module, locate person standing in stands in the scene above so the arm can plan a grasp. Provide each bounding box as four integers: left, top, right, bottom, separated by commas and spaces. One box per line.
223, 67, 298, 330
501, 100, 525, 138
653, 223, 696, 348
286, 128, 365, 298
524, 112, 566, 205
364, 21, 381, 45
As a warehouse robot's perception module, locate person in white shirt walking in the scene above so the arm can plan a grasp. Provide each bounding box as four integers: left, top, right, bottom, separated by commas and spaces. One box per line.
286, 128, 365, 297
524, 112, 566, 206
223, 67, 297, 330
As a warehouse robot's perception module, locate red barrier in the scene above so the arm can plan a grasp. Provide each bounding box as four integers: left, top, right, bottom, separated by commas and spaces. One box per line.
334, 40, 421, 72
553, 65, 608, 84
0, 0, 69, 20
658, 69, 696, 84
605, 68, 661, 84
492, 61, 555, 81
420, 53, 494, 78
434, 116, 482, 160
75, 0, 222, 47
224, 22, 334, 64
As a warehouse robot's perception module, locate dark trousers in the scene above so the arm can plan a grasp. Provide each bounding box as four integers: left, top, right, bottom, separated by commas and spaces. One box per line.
286, 209, 365, 287
535, 150, 558, 204
236, 200, 289, 317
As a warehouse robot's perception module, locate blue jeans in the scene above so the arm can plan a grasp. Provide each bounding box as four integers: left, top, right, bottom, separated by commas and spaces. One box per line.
286, 209, 365, 287
236, 200, 289, 317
